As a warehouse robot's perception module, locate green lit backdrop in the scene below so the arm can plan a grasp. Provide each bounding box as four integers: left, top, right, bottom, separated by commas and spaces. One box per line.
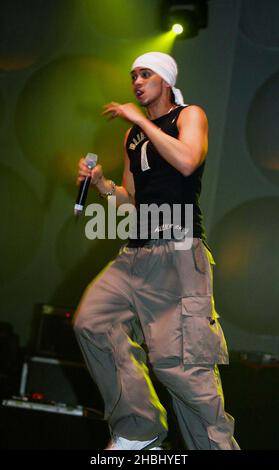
0, 0, 279, 362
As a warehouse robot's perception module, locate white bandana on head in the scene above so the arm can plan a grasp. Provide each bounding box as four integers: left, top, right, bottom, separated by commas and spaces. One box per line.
131, 51, 185, 105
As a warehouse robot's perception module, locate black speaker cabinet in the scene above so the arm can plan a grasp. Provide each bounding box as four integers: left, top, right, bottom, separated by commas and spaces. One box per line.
19, 356, 103, 410
0, 405, 109, 450
35, 304, 82, 361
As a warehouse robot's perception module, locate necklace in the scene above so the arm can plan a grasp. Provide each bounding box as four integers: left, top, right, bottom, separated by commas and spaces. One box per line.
148, 105, 177, 120
167, 105, 177, 114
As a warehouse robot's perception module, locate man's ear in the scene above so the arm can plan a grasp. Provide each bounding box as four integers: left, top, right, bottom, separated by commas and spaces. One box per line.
163, 80, 171, 90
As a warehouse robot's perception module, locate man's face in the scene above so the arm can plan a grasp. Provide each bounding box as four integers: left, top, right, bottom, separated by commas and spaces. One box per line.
131, 67, 166, 106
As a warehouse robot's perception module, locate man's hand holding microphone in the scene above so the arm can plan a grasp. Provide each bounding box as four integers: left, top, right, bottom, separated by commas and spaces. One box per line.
74, 153, 116, 216
74, 100, 143, 215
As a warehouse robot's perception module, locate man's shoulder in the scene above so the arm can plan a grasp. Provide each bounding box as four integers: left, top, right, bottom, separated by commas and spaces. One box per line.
178, 104, 208, 126
124, 126, 133, 143
181, 104, 207, 116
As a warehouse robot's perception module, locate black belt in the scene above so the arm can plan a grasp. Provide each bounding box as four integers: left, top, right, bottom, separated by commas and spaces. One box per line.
126, 237, 212, 253
126, 238, 176, 248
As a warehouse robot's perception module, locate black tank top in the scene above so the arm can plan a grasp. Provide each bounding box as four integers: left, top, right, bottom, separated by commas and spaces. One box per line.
126, 105, 208, 247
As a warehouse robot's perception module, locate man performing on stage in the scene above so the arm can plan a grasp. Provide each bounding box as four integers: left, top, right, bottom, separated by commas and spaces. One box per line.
74, 52, 240, 450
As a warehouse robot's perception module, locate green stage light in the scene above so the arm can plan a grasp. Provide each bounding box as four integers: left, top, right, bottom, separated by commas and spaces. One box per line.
172, 23, 184, 34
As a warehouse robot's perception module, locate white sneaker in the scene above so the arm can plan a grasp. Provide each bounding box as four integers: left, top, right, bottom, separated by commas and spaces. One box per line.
105, 436, 160, 450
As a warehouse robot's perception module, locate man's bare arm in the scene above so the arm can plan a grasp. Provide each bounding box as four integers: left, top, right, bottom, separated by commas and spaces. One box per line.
137, 105, 208, 176
103, 103, 208, 176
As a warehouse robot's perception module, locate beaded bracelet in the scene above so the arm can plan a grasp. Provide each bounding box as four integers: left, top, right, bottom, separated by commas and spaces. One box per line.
99, 180, 116, 198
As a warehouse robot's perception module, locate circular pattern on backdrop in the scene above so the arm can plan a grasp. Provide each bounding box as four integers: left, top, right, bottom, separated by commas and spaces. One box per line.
84, 0, 158, 40
246, 71, 279, 187
0, 165, 44, 284
210, 197, 279, 335
240, 0, 279, 49
55, 211, 123, 298
0, 0, 77, 71
15, 56, 127, 195
54, 210, 124, 306
56, 214, 98, 272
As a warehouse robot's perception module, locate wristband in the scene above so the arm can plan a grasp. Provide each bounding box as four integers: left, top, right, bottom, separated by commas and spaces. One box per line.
99, 180, 116, 198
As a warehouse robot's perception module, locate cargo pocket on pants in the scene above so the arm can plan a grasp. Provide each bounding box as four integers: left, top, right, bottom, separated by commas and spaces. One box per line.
182, 296, 222, 365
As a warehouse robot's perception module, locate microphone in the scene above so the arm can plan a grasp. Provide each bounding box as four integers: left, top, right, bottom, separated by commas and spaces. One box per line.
74, 153, 98, 216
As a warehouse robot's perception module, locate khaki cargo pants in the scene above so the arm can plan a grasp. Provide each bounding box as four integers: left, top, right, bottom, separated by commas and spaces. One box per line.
74, 238, 240, 450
